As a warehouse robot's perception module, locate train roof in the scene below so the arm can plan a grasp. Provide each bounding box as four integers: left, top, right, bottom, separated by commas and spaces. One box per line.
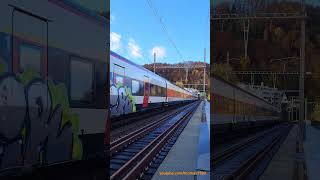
49, 0, 107, 27
212, 74, 278, 108
110, 51, 194, 95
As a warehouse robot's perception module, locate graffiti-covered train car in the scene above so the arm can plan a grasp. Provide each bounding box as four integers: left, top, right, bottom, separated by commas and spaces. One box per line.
0, 0, 108, 176
110, 51, 197, 117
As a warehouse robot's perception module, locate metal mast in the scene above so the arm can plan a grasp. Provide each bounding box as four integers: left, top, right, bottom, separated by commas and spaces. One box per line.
203, 48, 206, 94
299, 0, 306, 143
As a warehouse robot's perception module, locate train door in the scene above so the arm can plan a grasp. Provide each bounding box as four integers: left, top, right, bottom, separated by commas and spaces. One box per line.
164, 80, 168, 106
143, 75, 150, 108
7, 7, 49, 168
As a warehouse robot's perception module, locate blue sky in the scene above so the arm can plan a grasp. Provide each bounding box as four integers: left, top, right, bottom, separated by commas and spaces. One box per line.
110, 0, 210, 65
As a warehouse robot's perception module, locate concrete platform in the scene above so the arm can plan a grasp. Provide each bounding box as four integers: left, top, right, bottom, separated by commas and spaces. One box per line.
260, 124, 298, 180
196, 101, 210, 180
304, 120, 320, 180
152, 101, 208, 180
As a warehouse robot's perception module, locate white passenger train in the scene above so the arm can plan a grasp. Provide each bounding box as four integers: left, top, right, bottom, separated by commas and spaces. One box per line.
110, 51, 198, 117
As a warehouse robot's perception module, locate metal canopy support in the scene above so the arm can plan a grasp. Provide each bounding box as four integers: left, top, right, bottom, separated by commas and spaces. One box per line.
299, 1, 306, 142
273, 73, 276, 88
251, 73, 254, 85
243, 19, 250, 60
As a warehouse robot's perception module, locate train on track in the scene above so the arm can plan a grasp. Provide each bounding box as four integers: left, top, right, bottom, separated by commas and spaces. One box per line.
211, 75, 281, 125
0, 0, 108, 176
110, 51, 198, 118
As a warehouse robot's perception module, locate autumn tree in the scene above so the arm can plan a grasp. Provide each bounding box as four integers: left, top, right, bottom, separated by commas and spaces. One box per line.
212, 63, 237, 82
239, 55, 251, 71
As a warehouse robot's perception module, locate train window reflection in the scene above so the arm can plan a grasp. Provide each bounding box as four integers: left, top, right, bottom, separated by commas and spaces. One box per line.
19, 44, 42, 74
115, 75, 123, 84
151, 84, 156, 96
70, 58, 94, 102
132, 80, 140, 94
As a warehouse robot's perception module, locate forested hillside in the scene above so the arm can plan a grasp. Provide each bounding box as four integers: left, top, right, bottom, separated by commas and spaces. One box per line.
211, 1, 320, 99
144, 62, 210, 94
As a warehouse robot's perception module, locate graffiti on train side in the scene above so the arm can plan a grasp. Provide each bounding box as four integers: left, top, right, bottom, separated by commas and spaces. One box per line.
110, 83, 136, 116
0, 65, 83, 169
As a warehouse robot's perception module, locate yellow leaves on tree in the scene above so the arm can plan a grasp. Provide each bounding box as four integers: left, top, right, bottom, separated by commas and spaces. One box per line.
212, 63, 237, 82
239, 55, 250, 71
175, 81, 184, 88
311, 103, 320, 122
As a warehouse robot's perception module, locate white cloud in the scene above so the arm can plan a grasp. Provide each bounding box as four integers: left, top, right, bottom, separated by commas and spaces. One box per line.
110, 32, 121, 51
150, 46, 166, 60
128, 38, 142, 58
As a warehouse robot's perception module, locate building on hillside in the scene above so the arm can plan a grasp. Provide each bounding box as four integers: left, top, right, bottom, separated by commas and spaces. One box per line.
238, 82, 284, 108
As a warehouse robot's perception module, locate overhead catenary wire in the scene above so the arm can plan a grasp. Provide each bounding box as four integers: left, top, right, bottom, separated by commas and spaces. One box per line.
145, 0, 184, 62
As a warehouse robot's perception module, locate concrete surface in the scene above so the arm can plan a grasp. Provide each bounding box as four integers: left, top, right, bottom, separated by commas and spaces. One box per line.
260, 124, 298, 180
304, 120, 320, 180
151, 101, 205, 180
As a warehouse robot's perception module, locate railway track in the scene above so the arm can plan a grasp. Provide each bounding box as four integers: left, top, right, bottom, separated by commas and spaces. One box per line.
212, 123, 292, 180
111, 102, 194, 130
213, 121, 280, 146
110, 103, 191, 142
110, 101, 200, 180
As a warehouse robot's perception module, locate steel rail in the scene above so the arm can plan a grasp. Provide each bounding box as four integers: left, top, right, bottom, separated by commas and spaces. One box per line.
212, 125, 282, 167
110, 102, 199, 180
230, 124, 291, 179
110, 105, 187, 155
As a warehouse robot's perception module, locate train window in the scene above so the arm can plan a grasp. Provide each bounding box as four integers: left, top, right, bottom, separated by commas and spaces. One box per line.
115, 75, 123, 84
157, 86, 163, 96
114, 64, 125, 85
139, 81, 144, 95
151, 84, 157, 96
19, 43, 42, 74
132, 80, 140, 95
153, 85, 157, 96
70, 57, 94, 103
160, 87, 165, 97
149, 84, 153, 96
162, 87, 166, 97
